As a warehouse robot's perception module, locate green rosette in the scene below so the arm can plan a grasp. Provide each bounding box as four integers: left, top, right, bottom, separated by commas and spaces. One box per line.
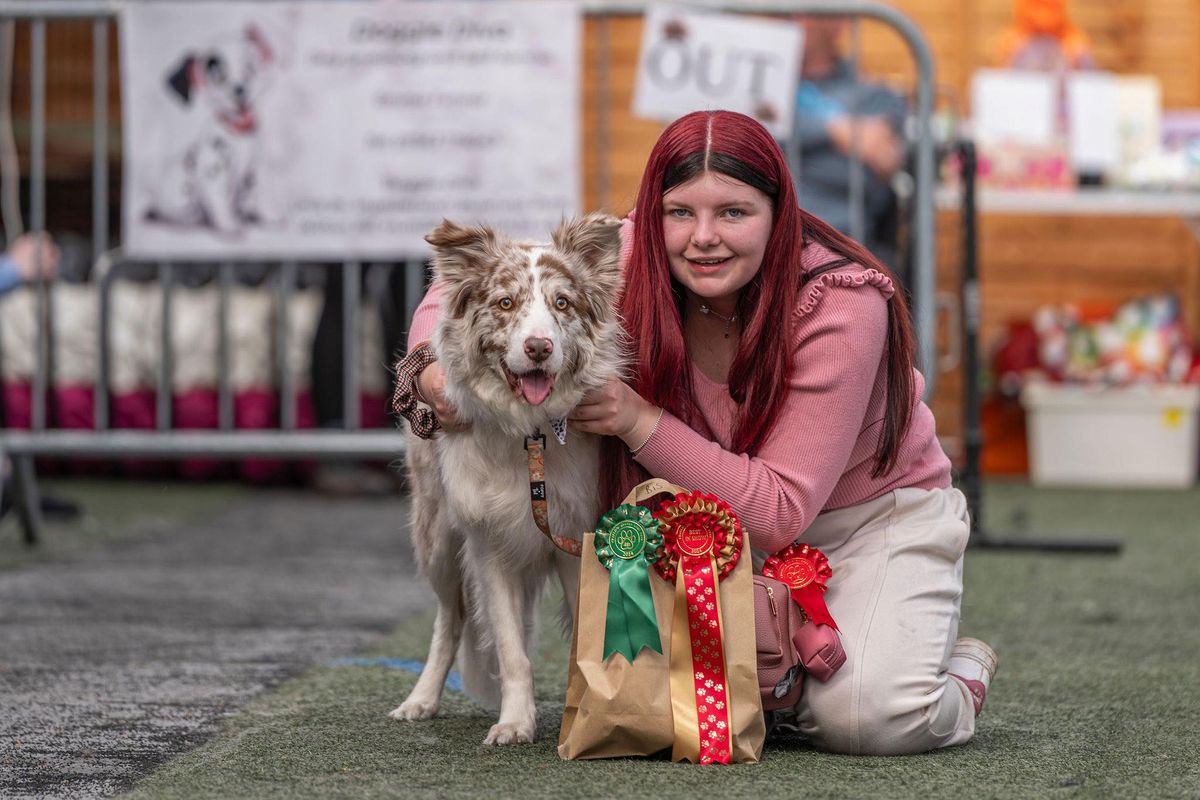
594, 504, 663, 662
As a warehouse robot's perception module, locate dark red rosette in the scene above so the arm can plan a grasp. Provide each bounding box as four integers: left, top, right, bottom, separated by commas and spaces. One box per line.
762, 542, 838, 631
652, 491, 744, 765
652, 492, 742, 583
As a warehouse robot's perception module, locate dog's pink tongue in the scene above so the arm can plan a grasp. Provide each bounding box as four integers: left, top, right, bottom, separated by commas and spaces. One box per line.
519, 373, 554, 406
223, 109, 257, 134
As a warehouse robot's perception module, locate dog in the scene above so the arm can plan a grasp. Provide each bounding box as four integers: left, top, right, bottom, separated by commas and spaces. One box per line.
143, 24, 277, 236
388, 213, 624, 745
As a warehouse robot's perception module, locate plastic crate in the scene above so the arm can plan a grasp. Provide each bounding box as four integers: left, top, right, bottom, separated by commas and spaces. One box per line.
1020, 381, 1200, 488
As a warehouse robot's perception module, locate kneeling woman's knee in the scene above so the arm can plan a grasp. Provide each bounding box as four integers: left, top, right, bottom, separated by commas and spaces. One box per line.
803, 684, 952, 756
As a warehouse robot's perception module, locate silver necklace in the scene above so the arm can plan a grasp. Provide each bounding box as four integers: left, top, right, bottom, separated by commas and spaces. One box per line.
698, 303, 738, 338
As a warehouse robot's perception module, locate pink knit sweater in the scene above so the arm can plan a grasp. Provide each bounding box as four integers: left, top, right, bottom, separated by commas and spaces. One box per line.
407, 232, 950, 552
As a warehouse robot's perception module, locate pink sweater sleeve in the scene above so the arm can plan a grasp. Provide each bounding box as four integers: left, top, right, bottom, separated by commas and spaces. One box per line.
406, 281, 444, 352
632, 285, 890, 552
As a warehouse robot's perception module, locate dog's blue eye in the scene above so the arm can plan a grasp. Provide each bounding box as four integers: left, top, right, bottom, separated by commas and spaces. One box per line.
554, 297, 569, 311
497, 297, 513, 311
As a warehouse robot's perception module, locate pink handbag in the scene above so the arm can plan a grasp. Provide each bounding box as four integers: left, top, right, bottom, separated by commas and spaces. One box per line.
754, 574, 847, 711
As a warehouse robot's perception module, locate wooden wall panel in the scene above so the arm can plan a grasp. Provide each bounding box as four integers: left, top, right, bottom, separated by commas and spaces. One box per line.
974, 214, 1200, 350
581, 16, 657, 214
11, 20, 121, 179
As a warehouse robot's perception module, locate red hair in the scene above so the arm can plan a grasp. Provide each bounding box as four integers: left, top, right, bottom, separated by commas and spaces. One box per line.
601, 110, 915, 507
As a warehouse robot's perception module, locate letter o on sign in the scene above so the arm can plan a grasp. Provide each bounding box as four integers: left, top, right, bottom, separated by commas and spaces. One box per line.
646, 39, 690, 90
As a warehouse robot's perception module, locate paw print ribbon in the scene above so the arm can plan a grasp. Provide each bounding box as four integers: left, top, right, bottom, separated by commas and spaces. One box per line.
654, 491, 742, 765
762, 543, 837, 630
593, 504, 663, 662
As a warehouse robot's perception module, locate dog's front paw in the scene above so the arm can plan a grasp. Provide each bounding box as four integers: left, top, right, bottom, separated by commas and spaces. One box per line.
483, 719, 535, 746
388, 698, 439, 721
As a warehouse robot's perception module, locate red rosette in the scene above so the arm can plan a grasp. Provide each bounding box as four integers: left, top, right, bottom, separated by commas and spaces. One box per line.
652, 490, 745, 765
652, 491, 742, 583
762, 542, 838, 631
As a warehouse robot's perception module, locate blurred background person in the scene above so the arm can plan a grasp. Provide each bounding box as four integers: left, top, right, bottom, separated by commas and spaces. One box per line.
791, 14, 906, 272
0, 231, 58, 293
0, 231, 80, 524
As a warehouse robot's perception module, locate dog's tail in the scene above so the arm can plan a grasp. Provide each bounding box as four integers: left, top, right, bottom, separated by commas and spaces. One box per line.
457, 612, 501, 711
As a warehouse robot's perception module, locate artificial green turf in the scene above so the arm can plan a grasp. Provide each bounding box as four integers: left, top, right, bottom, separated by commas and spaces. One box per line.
126, 480, 1200, 799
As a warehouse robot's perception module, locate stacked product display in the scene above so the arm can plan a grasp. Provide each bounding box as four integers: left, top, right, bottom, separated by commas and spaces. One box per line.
1018, 294, 1200, 487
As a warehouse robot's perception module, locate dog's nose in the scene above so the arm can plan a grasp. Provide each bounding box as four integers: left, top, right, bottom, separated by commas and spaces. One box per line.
524, 337, 553, 363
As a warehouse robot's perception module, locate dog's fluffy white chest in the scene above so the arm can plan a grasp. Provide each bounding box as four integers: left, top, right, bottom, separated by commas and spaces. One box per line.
436, 428, 600, 564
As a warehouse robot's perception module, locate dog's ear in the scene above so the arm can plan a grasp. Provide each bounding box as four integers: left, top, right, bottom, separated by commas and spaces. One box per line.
244, 24, 275, 66
165, 55, 195, 104
552, 213, 623, 318
425, 219, 498, 318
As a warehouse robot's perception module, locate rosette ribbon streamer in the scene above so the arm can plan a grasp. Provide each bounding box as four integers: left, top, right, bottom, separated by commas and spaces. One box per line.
594, 505, 663, 662
654, 492, 743, 765
762, 542, 838, 630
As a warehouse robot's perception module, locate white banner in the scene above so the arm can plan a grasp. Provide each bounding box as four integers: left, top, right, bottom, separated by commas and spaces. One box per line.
633, 6, 802, 139
121, 1, 580, 260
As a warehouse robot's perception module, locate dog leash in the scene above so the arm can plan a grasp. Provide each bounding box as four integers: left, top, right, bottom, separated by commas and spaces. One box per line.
524, 429, 583, 556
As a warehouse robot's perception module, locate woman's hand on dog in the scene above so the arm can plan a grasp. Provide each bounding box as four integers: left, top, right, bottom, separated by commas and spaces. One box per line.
571, 378, 660, 450
416, 362, 471, 432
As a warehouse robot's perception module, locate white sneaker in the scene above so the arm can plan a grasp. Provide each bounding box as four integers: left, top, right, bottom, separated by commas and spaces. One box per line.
947, 637, 997, 716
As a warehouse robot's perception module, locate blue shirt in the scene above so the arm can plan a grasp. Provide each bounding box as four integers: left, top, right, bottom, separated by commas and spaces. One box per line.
790, 59, 906, 264
0, 254, 20, 295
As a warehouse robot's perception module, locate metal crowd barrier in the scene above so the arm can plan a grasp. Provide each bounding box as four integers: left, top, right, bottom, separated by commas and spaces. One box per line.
0, 0, 939, 546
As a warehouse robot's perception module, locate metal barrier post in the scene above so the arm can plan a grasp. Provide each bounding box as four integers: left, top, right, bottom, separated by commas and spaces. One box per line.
218, 262, 234, 430
277, 262, 297, 430
30, 20, 47, 432
11, 454, 43, 545
92, 19, 108, 261
157, 262, 175, 431
342, 261, 361, 431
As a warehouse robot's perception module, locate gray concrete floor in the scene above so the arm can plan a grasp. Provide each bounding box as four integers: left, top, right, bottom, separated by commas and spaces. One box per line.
0, 487, 427, 799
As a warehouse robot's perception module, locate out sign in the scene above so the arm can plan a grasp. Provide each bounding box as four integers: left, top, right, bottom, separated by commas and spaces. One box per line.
633, 6, 802, 139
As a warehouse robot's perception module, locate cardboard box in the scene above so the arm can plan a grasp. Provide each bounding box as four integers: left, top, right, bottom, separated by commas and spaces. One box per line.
1020, 382, 1200, 488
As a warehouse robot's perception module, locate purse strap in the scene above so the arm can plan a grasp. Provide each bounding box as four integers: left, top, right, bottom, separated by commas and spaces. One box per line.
802, 257, 853, 285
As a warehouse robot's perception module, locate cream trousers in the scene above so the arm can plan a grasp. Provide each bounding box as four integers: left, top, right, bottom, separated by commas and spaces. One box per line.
792, 486, 975, 755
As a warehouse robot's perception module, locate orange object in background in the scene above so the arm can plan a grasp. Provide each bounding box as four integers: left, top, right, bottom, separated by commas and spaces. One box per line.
997, 0, 1095, 70
1075, 301, 1118, 324
981, 396, 1029, 476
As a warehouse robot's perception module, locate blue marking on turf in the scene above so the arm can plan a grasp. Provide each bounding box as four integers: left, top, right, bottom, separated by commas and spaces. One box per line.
332, 657, 464, 692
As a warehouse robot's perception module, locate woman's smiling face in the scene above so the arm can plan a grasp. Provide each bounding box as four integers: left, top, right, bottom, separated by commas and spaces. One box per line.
661, 171, 774, 312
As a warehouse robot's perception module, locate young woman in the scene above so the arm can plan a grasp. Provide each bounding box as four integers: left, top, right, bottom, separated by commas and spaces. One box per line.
400, 110, 996, 756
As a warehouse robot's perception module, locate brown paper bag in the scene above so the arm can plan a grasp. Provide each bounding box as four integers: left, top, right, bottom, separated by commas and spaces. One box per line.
558, 479, 765, 762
